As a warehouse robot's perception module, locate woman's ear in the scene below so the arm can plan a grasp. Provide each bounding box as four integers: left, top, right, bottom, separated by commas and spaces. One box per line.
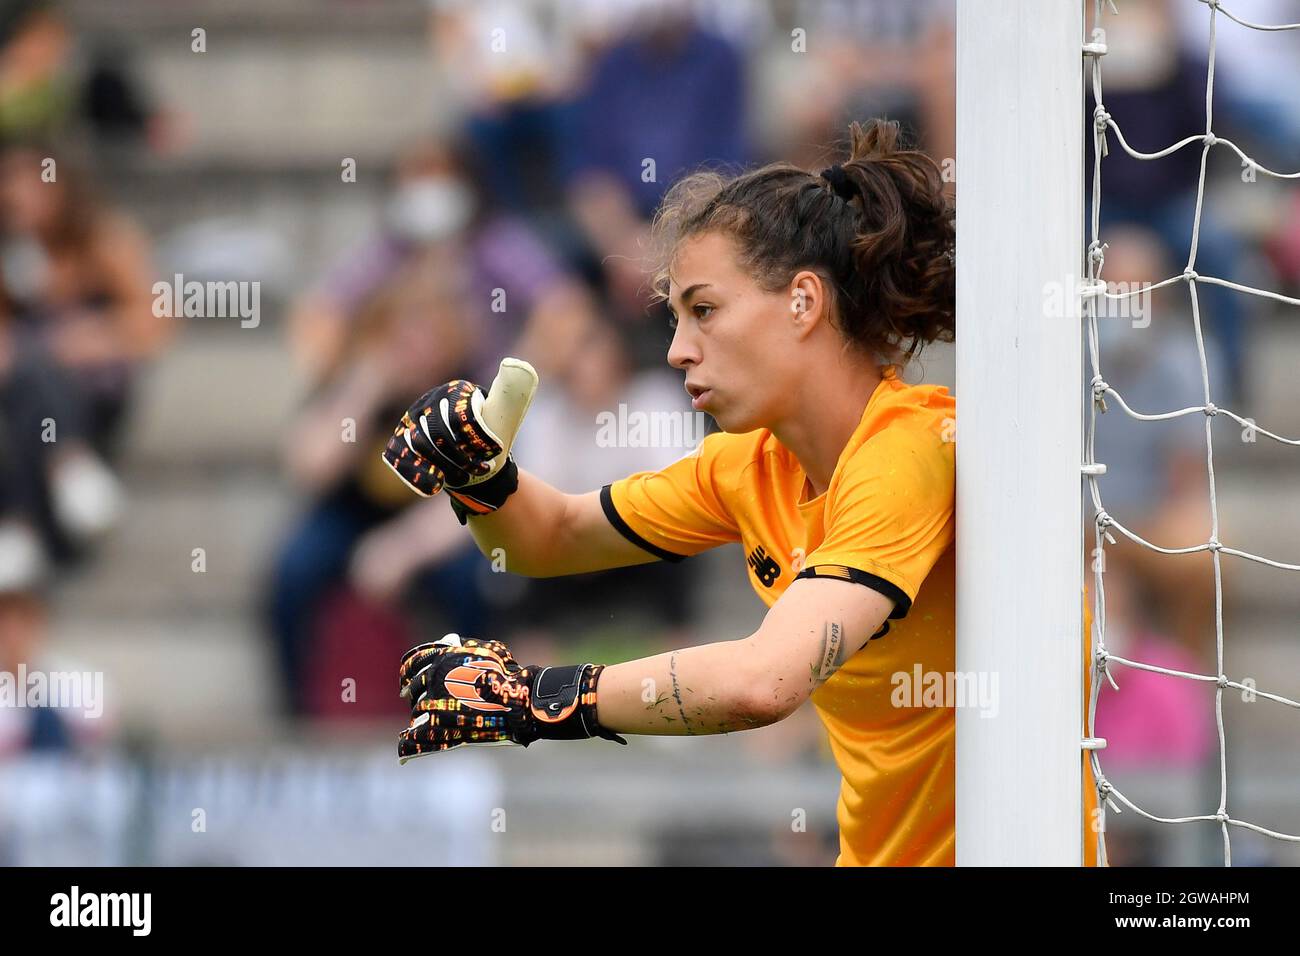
788, 270, 828, 339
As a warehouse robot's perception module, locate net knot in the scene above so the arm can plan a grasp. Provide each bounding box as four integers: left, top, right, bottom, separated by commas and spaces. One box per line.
1091, 377, 1110, 412
1203, 132, 1219, 148
1216, 674, 1230, 689
1214, 811, 1228, 823
1095, 510, 1113, 531
1183, 268, 1200, 282
1207, 536, 1222, 552
1088, 240, 1109, 264
1093, 106, 1111, 131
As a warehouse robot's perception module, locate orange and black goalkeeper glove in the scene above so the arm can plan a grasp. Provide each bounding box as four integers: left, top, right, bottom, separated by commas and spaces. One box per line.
381, 379, 519, 524
396, 635, 627, 763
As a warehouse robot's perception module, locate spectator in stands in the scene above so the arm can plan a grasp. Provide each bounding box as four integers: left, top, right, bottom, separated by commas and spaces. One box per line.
0, 532, 106, 756
267, 249, 492, 716
425, 0, 587, 217
0, 1, 72, 141
502, 294, 700, 651
1085, 224, 1228, 654
511, 285, 694, 492
0, 142, 166, 565
1170, 0, 1300, 162
0, 330, 114, 570
563, 4, 750, 221
560, 4, 751, 364
1092, 565, 1215, 773
1090, 564, 1216, 865
286, 135, 575, 388
1085, 0, 1256, 405
756, 0, 955, 167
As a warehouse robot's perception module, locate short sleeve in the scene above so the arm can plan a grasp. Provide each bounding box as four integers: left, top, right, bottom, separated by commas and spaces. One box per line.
797, 425, 955, 619
601, 431, 743, 562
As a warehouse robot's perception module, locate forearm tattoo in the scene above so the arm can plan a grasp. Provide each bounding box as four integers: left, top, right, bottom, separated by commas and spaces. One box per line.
669, 650, 696, 735
813, 621, 846, 686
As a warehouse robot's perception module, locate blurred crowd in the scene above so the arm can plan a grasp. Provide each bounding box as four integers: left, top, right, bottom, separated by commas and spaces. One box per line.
0, 0, 1295, 865
0, 0, 962, 865
0, 0, 170, 762
1082, 0, 1300, 865
264, 0, 961, 748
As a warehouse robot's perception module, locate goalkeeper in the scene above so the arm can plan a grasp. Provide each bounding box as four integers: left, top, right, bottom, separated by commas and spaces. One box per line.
384, 120, 960, 866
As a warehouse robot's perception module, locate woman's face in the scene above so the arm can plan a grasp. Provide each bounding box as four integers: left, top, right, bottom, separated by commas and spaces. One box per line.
665, 231, 801, 434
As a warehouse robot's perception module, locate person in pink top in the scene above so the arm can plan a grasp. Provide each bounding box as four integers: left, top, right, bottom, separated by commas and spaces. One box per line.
1093, 568, 1215, 770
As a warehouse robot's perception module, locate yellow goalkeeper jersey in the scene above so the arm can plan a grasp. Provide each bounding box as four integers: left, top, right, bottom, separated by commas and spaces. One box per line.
602, 367, 1100, 866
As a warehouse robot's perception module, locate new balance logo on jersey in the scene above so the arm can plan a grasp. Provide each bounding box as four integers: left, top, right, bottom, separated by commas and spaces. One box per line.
747, 546, 781, 587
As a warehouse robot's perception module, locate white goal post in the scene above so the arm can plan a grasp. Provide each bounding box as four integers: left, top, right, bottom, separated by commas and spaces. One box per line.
955, 1, 1086, 865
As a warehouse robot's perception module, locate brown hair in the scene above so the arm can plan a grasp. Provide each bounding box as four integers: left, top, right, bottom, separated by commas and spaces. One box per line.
649, 119, 955, 367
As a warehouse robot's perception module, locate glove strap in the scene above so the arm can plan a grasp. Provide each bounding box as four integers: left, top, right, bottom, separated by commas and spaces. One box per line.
529, 663, 628, 745
447, 455, 519, 525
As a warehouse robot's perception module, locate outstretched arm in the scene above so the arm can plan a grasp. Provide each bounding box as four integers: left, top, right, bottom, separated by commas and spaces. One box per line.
395, 575, 897, 759
594, 576, 895, 735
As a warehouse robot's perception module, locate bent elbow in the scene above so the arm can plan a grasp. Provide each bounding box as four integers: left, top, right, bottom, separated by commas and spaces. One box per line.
734, 682, 802, 730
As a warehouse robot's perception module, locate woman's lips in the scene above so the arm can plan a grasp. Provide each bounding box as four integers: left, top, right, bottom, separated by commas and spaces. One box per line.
690, 388, 712, 410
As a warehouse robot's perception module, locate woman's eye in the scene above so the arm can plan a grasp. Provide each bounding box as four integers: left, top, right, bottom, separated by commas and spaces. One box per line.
693, 304, 714, 319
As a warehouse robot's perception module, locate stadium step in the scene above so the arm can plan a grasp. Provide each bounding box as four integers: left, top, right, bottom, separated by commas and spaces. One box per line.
46, 609, 276, 744
66, 0, 437, 168
121, 327, 304, 470
55, 471, 293, 618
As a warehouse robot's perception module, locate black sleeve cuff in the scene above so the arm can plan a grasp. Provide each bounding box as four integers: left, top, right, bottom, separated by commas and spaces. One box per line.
599, 484, 688, 564
795, 564, 913, 619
